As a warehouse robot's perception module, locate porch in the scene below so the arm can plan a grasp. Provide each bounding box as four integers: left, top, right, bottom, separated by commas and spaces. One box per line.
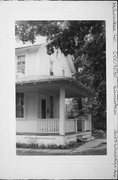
16, 76, 93, 145
16, 116, 92, 146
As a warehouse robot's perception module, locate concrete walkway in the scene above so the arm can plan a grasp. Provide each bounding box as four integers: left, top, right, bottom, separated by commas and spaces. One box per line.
16, 139, 107, 155
71, 139, 106, 154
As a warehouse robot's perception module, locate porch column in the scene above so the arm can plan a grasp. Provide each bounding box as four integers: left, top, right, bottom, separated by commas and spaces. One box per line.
75, 119, 78, 133
88, 114, 92, 131
88, 97, 92, 131
59, 87, 65, 135
88, 97, 92, 107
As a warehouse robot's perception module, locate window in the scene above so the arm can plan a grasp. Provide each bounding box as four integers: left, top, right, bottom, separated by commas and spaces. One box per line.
62, 69, 65, 76
16, 93, 24, 118
49, 60, 54, 76
17, 55, 25, 74
50, 96, 53, 118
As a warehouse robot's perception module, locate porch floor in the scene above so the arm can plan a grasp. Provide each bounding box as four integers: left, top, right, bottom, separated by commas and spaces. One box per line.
16, 131, 91, 136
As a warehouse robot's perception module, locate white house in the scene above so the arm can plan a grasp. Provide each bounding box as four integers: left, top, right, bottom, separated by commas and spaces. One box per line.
16, 43, 94, 146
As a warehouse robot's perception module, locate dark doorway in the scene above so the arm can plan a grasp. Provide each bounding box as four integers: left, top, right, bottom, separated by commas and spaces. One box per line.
41, 99, 46, 118
77, 120, 82, 131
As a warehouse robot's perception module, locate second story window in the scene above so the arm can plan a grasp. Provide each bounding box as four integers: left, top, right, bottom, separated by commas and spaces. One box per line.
17, 55, 25, 74
62, 69, 65, 76
49, 60, 54, 76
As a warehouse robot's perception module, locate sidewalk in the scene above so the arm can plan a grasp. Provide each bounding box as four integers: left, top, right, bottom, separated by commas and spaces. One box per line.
16, 139, 107, 155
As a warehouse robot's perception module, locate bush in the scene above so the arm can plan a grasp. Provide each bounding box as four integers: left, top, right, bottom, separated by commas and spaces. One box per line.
16, 141, 84, 149
92, 129, 106, 139
16, 143, 39, 149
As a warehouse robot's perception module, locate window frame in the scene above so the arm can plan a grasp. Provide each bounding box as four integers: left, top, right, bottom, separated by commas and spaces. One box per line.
61, 66, 66, 77
16, 92, 25, 118
50, 95, 54, 118
49, 59, 54, 76
17, 54, 26, 75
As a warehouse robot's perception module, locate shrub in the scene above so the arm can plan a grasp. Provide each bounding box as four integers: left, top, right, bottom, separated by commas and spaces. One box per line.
16, 141, 84, 149
92, 129, 106, 139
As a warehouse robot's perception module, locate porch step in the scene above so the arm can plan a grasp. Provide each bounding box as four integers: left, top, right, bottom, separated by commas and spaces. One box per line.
80, 133, 91, 139
77, 135, 94, 142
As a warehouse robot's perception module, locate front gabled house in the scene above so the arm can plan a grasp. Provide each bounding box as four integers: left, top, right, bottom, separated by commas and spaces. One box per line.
16, 43, 94, 146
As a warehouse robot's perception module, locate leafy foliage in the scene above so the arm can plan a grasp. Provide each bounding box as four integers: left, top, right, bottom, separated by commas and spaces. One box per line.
15, 20, 106, 130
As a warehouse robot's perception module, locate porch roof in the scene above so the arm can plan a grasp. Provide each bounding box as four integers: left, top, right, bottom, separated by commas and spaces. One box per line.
16, 75, 94, 98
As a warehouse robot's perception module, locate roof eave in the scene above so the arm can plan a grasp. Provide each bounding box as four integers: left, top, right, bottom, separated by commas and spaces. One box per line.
16, 77, 94, 98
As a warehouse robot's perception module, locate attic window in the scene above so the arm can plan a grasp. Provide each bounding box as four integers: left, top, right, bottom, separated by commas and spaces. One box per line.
78, 67, 83, 73
17, 55, 25, 74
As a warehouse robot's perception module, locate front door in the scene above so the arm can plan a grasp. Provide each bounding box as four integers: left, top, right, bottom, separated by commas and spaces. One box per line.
41, 99, 46, 118
27, 93, 36, 119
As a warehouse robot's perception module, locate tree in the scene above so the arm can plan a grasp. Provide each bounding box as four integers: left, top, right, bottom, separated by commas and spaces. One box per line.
15, 20, 106, 130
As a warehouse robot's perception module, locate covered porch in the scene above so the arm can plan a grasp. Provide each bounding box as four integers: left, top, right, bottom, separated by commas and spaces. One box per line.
16, 76, 93, 145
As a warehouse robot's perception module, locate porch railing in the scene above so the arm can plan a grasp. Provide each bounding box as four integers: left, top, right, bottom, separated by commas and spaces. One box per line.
65, 119, 76, 133
37, 118, 59, 133
16, 118, 59, 134
16, 115, 91, 134
78, 115, 91, 132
